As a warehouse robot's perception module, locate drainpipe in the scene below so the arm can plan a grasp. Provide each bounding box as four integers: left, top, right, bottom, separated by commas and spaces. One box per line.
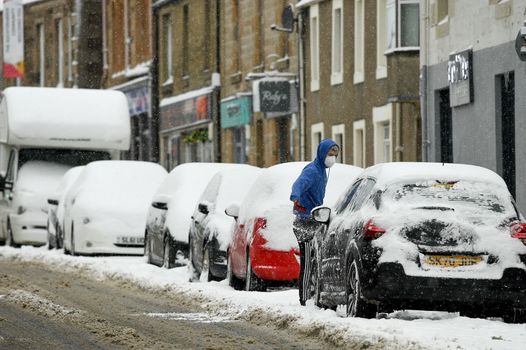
215, 0, 221, 163
297, 8, 306, 161
420, 0, 430, 162
395, 102, 403, 161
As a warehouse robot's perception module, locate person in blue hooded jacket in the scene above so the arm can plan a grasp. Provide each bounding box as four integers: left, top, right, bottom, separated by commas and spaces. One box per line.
290, 138, 339, 306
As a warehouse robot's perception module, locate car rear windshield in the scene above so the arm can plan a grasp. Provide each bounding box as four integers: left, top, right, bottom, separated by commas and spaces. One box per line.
386, 180, 514, 215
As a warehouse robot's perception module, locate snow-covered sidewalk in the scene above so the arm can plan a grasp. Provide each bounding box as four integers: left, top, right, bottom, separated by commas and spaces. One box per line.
1, 246, 524, 350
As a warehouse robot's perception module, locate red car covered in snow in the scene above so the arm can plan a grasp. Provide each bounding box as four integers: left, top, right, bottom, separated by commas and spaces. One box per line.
225, 162, 362, 291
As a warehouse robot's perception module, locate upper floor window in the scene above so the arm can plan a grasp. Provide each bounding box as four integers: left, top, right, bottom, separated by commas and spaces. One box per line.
331, 0, 343, 85
354, 0, 364, 84
387, 0, 419, 51
55, 18, 64, 87
162, 14, 173, 83
309, 4, 320, 91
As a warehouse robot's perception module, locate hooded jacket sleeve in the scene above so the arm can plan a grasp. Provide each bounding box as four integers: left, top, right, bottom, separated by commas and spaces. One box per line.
290, 167, 316, 203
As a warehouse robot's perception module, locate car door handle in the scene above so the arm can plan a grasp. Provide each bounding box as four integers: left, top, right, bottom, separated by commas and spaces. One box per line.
329, 231, 336, 237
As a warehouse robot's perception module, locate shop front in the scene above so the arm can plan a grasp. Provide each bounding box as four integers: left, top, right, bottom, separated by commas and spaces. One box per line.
220, 94, 252, 164
159, 87, 214, 170
114, 77, 151, 161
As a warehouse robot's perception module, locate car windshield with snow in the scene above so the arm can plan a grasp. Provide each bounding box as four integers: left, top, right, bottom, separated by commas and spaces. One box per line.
310, 162, 526, 323
226, 162, 363, 292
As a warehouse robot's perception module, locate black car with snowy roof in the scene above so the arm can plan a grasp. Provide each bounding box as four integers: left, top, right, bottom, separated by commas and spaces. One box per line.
310, 162, 526, 323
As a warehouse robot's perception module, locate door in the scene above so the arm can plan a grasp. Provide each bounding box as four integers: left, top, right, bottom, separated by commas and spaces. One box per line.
438, 88, 453, 163
498, 72, 516, 198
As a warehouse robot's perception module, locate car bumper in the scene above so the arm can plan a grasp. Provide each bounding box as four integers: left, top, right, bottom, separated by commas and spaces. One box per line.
74, 223, 144, 255
10, 212, 47, 245
251, 245, 300, 281
363, 262, 526, 310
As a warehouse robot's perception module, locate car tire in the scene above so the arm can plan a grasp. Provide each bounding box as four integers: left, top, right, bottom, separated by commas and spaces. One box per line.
245, 250, 266, 292
145, 232, 153, 265
162, 234, 175, 269
346, 260, 376, 319
6, 221, 19, 248
200, 246, 216, 282
227, 251, 244, 290
70, 224, 77, 256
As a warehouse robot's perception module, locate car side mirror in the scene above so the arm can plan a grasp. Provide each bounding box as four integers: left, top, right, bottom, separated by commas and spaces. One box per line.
198, 203, 209, 215
152, 201, 168, 210
312, 207, 331, 224
225, 203, 240, 220
48, 198, 59, 206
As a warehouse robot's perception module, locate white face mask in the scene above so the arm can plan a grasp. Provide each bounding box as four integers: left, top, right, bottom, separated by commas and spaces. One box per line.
324, 155, 336, 168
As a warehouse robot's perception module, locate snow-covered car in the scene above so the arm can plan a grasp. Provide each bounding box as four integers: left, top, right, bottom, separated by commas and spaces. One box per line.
188, 165, 261, 282
226, 162, 363, 291
62, 161, 167, 255
310, 162, 526, 323
47, 166, 85, 249
145, 162, 243, 268
6, 161, 71, 247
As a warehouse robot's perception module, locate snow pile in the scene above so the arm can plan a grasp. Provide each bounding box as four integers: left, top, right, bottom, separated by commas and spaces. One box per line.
1, 246, 525, 350
196, 166, 261, 249
240, 162, 362, 251
13, 161, 72, 212
160, 163, 252, 243
68, 161, 167, 229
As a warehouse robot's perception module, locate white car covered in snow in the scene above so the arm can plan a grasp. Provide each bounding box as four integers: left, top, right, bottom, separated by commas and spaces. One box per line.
47, 166, 85, 249
62, 161, 167, 255
6, 161, 71, 247
145, 162, 250, 268
311, 162, 526, 323
188, 165, 261, 282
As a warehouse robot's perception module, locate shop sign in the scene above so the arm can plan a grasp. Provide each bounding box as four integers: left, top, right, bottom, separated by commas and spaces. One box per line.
160, 92, 211, 131
253, 79, 298, 118
220, 96, 252, 129
2, 0, 24, 78
123, 84, 149, 116
448, 49, 473, 107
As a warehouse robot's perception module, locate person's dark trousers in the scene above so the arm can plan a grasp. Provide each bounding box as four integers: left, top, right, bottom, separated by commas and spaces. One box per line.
293, 217, 317, 306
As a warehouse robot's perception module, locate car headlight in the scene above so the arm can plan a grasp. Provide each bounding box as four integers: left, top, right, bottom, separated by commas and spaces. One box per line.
17, 206, 25, 215
82, 217, 90, 225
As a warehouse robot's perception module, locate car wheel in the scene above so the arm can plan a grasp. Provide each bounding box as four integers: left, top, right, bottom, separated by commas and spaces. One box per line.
200, 246, 214, 282
6, 221, 19, 248
144, 232, 153, 264
227, 251, 244, 290
162, 234, 175, 269
245, 250, 266, 292
346, 260, 376, 318
70, 224, 77, 256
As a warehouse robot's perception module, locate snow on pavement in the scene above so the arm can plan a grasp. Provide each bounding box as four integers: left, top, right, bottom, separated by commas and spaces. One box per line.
1, 246, 525, 350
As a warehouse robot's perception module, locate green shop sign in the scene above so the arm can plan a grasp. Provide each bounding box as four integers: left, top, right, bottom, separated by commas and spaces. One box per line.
220, 96, 252, 129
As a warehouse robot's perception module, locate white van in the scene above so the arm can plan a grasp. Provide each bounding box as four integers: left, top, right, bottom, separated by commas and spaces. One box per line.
0, 87, 130, 246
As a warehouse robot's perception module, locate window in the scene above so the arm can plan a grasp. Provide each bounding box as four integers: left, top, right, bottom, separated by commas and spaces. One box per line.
124, 0, 130, 69
331, 0, 343, 85
37, 23, 45, 86
376, 0, 387, 79
331, 124, 345, 163
233, 126, 247, 164
353, 119, 366, 167
311, 122, 324, 159
67, 16, 73, 83
162, 14, 173, 83
354, 0, 364, 84
335, 179, 362, 214
55, 19, 64, 87
309, 4, 320, 91
373, 104, 392, 163
386, 0, 419, 51
349, 179, 376, 212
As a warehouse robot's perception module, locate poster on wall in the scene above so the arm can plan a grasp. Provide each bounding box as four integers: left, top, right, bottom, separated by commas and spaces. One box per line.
2, 0, 24, 78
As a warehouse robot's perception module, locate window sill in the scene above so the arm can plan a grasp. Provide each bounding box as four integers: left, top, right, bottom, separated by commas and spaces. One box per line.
384, 47, 420, 55
330, 73, 343, 86
310, 80, 320, 92
162, 77, 174, 87
376, 66, 387, 80
353, 71, 364, 85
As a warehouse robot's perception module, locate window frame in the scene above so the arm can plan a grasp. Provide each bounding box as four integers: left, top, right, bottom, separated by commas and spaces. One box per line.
331, 123, 345, 163
311, 122, 324, 160
331, 0, 343, 85
309, 4, 320, 92
385, 0, 420, 54
373, 104, 393, 164
353, 0, 365, 84
353, 119, 366, 167
162, 14, 173, 84
56, 18, 64, 87
376, 0, 388, 79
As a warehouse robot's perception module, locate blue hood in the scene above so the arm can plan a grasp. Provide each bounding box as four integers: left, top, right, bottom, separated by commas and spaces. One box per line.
290, 139, 338, 218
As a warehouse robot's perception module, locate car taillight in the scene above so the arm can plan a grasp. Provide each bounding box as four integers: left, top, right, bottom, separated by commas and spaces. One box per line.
510, 221, 526, 245
363, 219, 386, 240
252, 218, 267, 246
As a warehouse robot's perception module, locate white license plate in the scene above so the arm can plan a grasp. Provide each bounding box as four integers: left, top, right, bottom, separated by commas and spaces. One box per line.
116, 236, 144, 245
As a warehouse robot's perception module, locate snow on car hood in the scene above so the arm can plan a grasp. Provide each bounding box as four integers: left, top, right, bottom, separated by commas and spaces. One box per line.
13, 161, 71, 212
366, 180, 526, 279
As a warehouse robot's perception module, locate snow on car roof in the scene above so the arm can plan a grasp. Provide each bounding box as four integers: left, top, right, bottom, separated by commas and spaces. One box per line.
360, 162, 507, 189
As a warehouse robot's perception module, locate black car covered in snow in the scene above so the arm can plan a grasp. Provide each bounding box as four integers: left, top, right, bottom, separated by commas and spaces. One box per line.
309, 162, 526, 323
